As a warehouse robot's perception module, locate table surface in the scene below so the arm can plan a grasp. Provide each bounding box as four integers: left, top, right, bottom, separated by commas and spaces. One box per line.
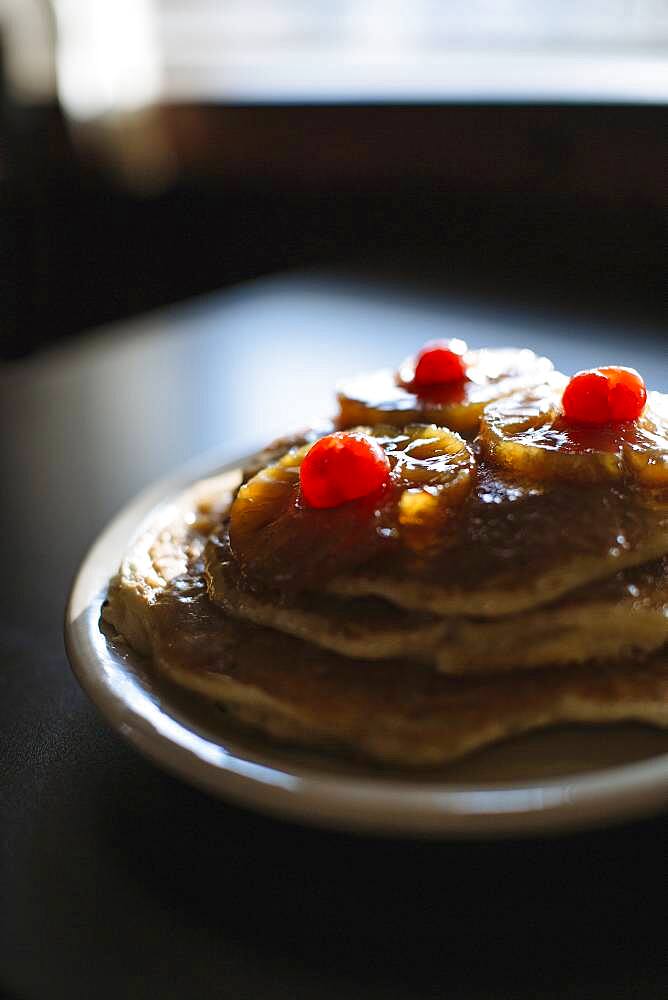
1, 270, 667, 1000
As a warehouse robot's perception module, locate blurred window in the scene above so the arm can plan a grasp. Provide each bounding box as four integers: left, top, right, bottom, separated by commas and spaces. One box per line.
154, 0, 668, 103
2, 2, 668, 112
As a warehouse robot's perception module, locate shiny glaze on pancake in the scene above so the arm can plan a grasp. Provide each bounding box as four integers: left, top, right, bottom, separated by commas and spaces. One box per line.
224, 423, 668, 616
327, 461, 668, 615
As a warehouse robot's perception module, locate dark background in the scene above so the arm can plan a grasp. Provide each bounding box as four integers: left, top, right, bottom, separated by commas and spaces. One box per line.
3, 92, 667, 359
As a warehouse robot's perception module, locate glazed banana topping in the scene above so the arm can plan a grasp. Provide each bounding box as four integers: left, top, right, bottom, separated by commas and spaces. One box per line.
223, 413, 668, 614
228, 424, 473, 592
480, 380, 668, 487
337, 347, 553, 435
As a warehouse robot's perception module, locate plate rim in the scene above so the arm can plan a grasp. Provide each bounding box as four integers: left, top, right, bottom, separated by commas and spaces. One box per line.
64, 444, 668, 838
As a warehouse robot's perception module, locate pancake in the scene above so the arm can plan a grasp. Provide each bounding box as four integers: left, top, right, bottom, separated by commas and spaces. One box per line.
103, 493, 668, 767
434, 557, 668, 672
101, 473, 236, 656
207, 530, 668, 672
204, 533, 446, 662
326, 463, 668, 616
226, 420, 668, 619
206, 531, 445, 660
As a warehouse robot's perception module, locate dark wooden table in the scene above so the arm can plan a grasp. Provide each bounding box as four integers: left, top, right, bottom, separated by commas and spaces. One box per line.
1, 271, 666, 1000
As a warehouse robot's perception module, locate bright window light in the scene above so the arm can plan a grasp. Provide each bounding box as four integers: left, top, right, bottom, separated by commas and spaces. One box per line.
53, 0, 162, 120
42, 0, 668, 114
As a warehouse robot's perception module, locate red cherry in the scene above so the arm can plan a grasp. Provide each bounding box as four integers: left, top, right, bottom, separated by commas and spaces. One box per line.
562, 366, 647, 425
412, 340, 468, 387
300, 432, 391, 509
602, 366, 648, 421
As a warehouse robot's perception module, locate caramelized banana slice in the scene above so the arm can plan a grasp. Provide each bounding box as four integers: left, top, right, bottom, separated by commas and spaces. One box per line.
480, 380, 668, 487
228, 424, 473, 592
625, 391, 668, 488
337, 348, 553, 436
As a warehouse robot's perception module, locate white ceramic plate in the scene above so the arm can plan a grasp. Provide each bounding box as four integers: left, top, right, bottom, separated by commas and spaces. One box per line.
65, 448, 668, 838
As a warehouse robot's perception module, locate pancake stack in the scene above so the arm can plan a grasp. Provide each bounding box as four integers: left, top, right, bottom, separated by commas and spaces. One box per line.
103, 348, 668, 766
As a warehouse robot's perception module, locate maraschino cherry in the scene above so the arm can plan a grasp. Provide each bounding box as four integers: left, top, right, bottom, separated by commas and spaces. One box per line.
300, 432, 391, 509
562, 366, 647, 425
412, 339, 468, 387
